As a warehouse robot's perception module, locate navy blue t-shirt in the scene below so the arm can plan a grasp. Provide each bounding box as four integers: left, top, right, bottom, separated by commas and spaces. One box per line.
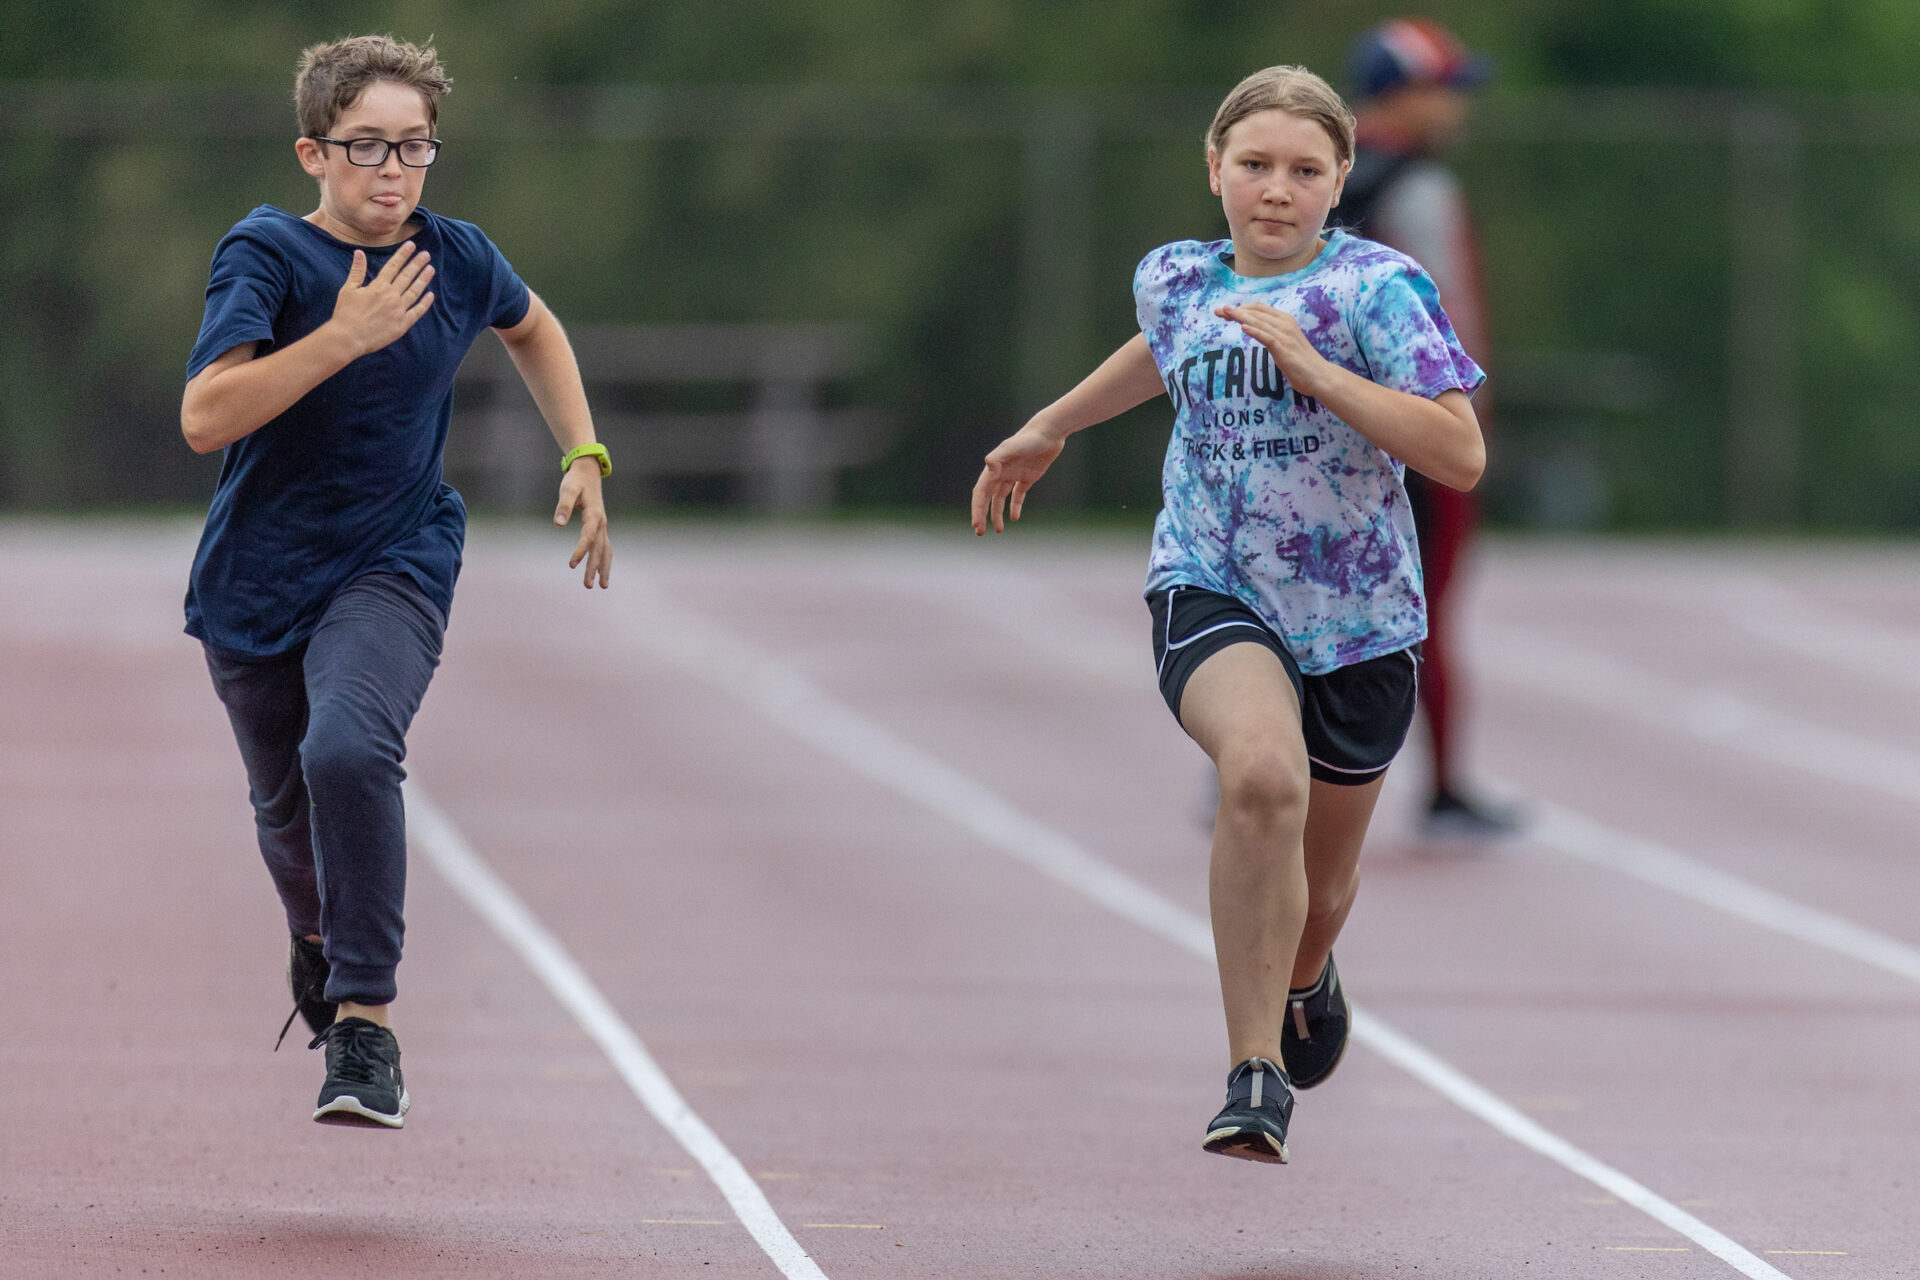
184, 204, 531, 657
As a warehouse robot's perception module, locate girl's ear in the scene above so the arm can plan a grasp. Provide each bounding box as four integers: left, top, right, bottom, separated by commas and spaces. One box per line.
1206, 145, 1223, 196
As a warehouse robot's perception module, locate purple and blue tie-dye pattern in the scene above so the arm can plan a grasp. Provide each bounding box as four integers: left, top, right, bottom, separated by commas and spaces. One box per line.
1137, 230, 1485, 675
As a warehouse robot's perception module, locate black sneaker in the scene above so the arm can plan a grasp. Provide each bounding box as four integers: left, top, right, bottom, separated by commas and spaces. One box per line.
1202, 1056, 1293, 1163
1280, 954, 1350, 1089
1423, 789, 1524, 842
275, 934, 337, 1051
310, 1017, 409, 1128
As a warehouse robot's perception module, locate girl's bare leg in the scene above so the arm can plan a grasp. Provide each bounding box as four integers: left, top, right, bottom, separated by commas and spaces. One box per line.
1291, 775, 1386, 988
1177, 643, 1312, 1069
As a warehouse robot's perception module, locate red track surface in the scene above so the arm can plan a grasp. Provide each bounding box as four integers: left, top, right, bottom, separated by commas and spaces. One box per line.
2, 521, 1914, 1278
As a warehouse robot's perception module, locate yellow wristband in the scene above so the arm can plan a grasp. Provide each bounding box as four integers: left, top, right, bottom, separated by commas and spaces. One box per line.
561, 443, 611, 477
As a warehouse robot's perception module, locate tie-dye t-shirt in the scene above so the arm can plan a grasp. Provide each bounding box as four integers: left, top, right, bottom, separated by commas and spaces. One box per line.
1136, 230, 1484, 674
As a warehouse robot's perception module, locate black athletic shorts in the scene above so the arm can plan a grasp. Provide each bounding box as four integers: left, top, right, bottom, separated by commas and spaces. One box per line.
1147, 584, 1419, 786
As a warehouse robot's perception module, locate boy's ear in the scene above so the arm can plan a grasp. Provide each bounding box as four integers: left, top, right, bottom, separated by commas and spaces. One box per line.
295, 137, 327, 180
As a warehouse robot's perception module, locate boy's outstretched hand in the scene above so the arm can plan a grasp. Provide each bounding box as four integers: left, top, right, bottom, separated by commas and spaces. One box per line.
555, 460, 612, 588
329, 243, 436, 358
971, 421, 1065, 535
1216, 302, 1331, 398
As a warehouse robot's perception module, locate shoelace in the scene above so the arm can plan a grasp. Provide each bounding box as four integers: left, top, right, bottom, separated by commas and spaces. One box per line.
273, 960, 329, 1052
273, 1003, 303, 1052
309, 1020, 394, 1085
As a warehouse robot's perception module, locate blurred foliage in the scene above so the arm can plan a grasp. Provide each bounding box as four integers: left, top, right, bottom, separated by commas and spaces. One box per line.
1541, 0, 1920, 91
3, 0, 1920, 529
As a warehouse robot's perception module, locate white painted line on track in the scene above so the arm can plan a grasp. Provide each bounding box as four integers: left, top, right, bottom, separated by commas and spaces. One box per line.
1517, 795, 1920, 987
1476, 623, 1920, 981
861, 556, 1920, 990
406, 785, 831, 1280
1353, 1015, 1786, 1276
1707, 575, 1920, 695
1481, 625, 1920, 805
594, 578, 1794, 1280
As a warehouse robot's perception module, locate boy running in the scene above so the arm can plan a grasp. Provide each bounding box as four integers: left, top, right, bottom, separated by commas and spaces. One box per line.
971, 65, 1484, 1162
181, 35, 612, 1127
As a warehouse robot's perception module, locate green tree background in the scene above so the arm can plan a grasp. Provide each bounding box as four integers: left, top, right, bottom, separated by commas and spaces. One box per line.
4, 0, 1918, 528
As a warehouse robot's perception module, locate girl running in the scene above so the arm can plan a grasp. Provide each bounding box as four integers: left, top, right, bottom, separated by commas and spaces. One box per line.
970, 64, 1485, 1163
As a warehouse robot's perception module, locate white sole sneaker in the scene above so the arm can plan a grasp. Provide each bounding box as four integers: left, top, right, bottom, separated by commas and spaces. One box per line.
313, 1088, 410, 1128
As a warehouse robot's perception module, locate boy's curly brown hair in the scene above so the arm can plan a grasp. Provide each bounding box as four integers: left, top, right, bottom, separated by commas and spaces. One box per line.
295, 35, 451, 140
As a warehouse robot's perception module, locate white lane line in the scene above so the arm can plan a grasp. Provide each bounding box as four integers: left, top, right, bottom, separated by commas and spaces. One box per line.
1518, 797, 1920, 987
1690, 572, 1920, 695
886, 562, 1920, 989
1354, 1016, 1783, 1275
406, 785, 830, 1280
591, 578, 1792, 1280
1481, 624, 1920, 805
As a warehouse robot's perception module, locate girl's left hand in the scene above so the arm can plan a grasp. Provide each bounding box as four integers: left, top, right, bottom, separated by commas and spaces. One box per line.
1215, 303, 1330, 398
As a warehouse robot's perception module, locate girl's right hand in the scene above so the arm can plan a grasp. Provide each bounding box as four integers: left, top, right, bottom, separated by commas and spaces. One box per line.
971, 421, 1066, 535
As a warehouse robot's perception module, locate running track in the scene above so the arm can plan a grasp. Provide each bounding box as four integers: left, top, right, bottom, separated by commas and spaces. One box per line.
1, 521, 1914, 1278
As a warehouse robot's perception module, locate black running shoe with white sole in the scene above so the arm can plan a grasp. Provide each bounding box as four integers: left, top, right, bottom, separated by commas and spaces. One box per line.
276, 934, 337, 1051
310, 1017, 409, 1128
1280, 953, 1350, 1089
1202, 1056, 1293, 1163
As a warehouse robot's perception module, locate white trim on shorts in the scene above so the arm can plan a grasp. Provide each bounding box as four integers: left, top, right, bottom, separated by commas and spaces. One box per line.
1303, 647, 1420, 778
1154, 585, 1276, 683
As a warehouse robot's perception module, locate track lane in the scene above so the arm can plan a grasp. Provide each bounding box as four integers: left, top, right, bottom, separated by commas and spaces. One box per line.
406, 538, 1758, 1277
0, 528, 784, 1278
556, 529, 1904, 1274
424, 528, 1905, 1275
6, 525, 1915, 1276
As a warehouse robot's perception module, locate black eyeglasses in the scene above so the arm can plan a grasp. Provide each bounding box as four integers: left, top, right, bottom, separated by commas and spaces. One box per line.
312, 136, 443, 167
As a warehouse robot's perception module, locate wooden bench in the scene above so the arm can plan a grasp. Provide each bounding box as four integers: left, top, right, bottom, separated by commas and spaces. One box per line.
448, 323, 891, 512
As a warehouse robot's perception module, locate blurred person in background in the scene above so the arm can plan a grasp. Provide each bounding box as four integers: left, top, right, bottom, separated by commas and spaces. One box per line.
1340, 18, 1518, 841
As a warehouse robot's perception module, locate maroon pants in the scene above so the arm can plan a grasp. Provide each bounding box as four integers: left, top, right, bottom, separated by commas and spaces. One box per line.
1407, 474, 1476, 798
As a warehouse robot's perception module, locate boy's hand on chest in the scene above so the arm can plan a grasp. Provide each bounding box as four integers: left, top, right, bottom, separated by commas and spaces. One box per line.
1215, 303, 1332, 400
326, 243, 438, 360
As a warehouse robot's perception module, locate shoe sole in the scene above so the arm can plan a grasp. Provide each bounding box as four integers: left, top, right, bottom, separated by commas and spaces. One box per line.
313, 1089, 410, 1129
1203, 1125, 1289, 1163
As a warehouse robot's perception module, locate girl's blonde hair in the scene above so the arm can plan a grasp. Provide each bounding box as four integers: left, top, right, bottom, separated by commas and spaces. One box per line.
1205, 65, 1355, 169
